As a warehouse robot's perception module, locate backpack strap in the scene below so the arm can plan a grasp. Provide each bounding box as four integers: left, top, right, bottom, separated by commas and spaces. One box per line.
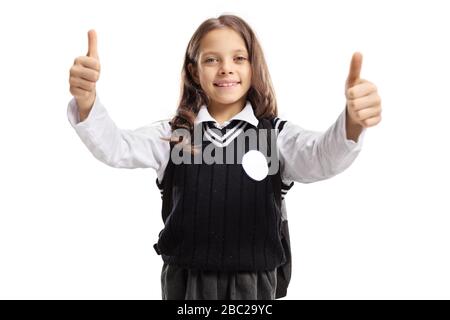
260, 117, 293, 299
259, 118, 282, 209
154, 129, 177, 255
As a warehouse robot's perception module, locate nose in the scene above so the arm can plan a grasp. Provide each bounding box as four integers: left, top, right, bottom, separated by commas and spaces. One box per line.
219, 59, 234, 75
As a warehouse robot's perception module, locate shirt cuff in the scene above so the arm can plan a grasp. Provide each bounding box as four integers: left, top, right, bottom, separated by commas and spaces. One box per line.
338, 108, 366, 152
67, 93, 104, 130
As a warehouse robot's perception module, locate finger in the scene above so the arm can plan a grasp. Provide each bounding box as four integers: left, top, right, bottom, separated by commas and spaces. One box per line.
348, 92, 381, 111
346, 81, 377, 99
361, 115, 382, 128
70, 86, 91, 98
71, 64, 99, 81
70, 76, 96, 91
87, 29, 99, 59
74, 56, 100, 71
355, 104, 382, 120
346, 52, 363, 87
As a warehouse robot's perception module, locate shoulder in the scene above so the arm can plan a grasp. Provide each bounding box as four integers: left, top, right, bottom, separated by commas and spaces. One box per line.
269, 117, 288, 133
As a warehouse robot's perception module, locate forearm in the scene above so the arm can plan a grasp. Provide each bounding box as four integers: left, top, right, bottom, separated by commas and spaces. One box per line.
279, 110, 364, 183
67, 96, 170, 170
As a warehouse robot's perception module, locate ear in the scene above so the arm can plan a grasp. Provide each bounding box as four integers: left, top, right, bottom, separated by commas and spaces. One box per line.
188, 63, 199, 84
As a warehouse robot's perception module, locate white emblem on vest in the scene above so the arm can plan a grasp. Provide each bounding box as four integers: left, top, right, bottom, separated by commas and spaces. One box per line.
242, 150, 268, 181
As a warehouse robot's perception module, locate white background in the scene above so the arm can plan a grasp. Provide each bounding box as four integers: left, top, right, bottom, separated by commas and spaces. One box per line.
0, 0, 449, 299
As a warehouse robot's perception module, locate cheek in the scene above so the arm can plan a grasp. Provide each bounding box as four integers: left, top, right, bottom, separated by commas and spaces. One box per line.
243, 68, 252, 84
198, 70, 215, 87
243, 70, 252, 88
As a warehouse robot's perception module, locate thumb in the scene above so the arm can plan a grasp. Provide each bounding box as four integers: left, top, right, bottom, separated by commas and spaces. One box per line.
87, 29, 99, 59
346, 52, 362, 87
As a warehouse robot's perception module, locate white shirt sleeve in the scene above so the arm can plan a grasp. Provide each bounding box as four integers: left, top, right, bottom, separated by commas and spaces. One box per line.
278, 108, 366, 184
67, 93, 171, 182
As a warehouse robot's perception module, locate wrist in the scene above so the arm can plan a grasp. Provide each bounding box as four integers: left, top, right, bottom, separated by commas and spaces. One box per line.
345, 107, 363, 142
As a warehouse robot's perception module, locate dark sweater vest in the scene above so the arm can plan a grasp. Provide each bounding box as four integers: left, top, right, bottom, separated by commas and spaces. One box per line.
153, 117, 293, 276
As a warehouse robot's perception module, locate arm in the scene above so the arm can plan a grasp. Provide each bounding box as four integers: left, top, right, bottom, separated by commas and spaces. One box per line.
67, 93, 171, 180
279, 52, 382, 184
278, 109, 366, 184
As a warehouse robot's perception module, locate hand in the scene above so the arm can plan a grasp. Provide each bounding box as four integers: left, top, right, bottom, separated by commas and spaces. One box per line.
345, 52, 382, 129
69, 29, 101, 117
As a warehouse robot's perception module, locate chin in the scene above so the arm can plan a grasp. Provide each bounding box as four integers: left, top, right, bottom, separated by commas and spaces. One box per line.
212, 93, 246, 104
214, 98, 241, 106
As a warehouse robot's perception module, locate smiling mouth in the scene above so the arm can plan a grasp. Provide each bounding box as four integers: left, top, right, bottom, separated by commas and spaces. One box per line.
214, 82, 241, 87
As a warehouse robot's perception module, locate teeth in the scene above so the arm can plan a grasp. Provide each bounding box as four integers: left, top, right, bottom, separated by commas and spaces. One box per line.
215, 82, 239, 87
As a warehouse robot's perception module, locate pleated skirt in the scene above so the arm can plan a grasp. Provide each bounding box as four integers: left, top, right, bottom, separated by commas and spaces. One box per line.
161, 262, 277, 300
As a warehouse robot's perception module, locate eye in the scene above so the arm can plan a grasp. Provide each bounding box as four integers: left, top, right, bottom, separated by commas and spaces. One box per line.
205, 57, 218, 63
235, 56, 247, 62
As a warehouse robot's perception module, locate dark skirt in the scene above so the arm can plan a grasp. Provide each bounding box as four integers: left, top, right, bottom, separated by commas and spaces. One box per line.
161, 263, 277, 300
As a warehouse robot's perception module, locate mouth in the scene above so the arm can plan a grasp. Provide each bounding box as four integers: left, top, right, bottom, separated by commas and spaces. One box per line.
213, 81, 241, 88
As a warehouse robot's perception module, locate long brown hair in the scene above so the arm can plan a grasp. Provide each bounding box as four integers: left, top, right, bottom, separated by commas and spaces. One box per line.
162, 14, 279, 153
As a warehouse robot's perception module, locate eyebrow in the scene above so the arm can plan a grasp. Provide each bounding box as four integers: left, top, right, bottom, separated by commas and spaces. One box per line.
201, 49, 247, 56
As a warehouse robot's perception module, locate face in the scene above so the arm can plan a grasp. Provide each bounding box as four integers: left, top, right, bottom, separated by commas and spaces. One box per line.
191, 28, 252, 108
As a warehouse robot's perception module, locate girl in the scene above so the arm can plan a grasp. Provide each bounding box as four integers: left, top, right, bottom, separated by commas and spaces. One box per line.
67, 14, 382, 300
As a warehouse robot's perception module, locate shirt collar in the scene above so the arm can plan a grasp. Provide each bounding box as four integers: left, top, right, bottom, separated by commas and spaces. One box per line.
194, 100, 259, 129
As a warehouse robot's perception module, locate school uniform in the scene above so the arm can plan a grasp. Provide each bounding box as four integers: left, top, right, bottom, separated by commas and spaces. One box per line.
67, 93, 366, 300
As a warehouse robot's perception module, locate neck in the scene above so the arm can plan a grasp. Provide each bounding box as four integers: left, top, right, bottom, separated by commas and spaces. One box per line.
208, 97, 246, 125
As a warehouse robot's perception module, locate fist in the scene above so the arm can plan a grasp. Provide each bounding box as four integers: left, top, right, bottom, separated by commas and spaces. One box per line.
345, 52, 382, 128
69, 29, 101, 114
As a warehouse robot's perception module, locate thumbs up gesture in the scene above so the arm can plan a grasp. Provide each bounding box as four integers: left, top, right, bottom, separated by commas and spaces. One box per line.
345, 52, 382, 131
69, 29, 101, 120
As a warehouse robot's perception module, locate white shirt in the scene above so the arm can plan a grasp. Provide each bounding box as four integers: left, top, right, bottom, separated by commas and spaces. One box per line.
67, 93, 366, 185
